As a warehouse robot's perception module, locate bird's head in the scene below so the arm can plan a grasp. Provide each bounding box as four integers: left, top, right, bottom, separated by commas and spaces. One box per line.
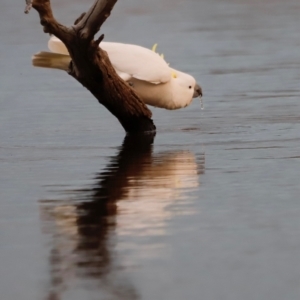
170, 69, 203, 109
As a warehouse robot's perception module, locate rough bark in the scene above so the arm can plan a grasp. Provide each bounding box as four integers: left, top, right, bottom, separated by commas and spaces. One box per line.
25, 0, 156, 134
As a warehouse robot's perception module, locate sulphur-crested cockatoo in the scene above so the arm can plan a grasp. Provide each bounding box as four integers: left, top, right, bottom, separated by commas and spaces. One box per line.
32, 36, 202, 110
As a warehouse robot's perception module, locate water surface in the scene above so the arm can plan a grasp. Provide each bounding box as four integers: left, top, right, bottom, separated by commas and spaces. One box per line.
1, 0, 300, 299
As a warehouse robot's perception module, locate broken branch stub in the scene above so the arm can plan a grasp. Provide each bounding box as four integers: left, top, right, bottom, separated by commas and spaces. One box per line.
25, 0, 156, 134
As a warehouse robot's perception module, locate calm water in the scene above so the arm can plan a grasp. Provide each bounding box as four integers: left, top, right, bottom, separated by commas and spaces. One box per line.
1, 0, 300, 299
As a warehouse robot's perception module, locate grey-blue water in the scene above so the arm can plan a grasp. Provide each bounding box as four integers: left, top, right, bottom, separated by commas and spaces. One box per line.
1, 0, 300, 299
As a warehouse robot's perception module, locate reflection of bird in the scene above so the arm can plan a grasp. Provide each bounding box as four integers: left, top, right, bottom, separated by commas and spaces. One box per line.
32, 36, 203, 110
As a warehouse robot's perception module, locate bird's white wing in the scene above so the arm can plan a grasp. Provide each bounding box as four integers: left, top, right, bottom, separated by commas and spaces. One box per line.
48, 36, 69, 55
48, 36, 171, 84
99, 42, 171, 84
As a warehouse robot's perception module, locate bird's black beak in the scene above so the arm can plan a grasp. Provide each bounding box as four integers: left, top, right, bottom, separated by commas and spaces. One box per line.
193, 84, 202, 98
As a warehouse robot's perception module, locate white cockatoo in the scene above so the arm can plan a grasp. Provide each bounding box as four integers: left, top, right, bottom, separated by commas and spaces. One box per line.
32, 36, 202, 110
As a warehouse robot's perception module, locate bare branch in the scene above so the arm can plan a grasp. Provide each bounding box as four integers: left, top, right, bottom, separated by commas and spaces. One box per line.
95, 34, 105, 48
25, 0, 156, 133
24, 0, 32, 14
74, 12, 86, 25
26, 0, 72, 43
74, 0, 118, 41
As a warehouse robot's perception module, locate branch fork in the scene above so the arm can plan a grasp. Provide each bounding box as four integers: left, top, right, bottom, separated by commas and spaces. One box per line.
25, 0, 156, 133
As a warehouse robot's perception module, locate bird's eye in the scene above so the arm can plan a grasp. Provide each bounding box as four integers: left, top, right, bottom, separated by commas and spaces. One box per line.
189, 86, 192, 89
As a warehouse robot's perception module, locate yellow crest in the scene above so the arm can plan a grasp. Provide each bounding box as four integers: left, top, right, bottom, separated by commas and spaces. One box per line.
151, 43, 165, 60
152, 43, 158, 52
171, 70, 178, 78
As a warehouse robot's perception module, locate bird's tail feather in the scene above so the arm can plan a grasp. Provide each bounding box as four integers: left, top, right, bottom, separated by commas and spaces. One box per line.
32, 51, 71, 71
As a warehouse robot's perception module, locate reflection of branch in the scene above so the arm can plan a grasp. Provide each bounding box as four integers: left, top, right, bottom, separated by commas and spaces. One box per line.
75, 133, 155, 267
40, 134, 204, 299
40, 134, 155, 299
25, 0, 155, 133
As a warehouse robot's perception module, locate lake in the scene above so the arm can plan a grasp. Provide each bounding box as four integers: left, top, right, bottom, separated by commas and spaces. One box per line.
0, 0, 300, 299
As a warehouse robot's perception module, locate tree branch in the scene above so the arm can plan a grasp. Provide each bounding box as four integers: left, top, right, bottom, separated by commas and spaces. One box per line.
74, 0, 118, 42
26, 0, 72, 43
25, 0, 156, 134
24, 0, 32, 13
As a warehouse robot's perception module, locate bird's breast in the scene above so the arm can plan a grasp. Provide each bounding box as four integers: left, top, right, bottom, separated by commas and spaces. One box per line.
130, 78, 177, 109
